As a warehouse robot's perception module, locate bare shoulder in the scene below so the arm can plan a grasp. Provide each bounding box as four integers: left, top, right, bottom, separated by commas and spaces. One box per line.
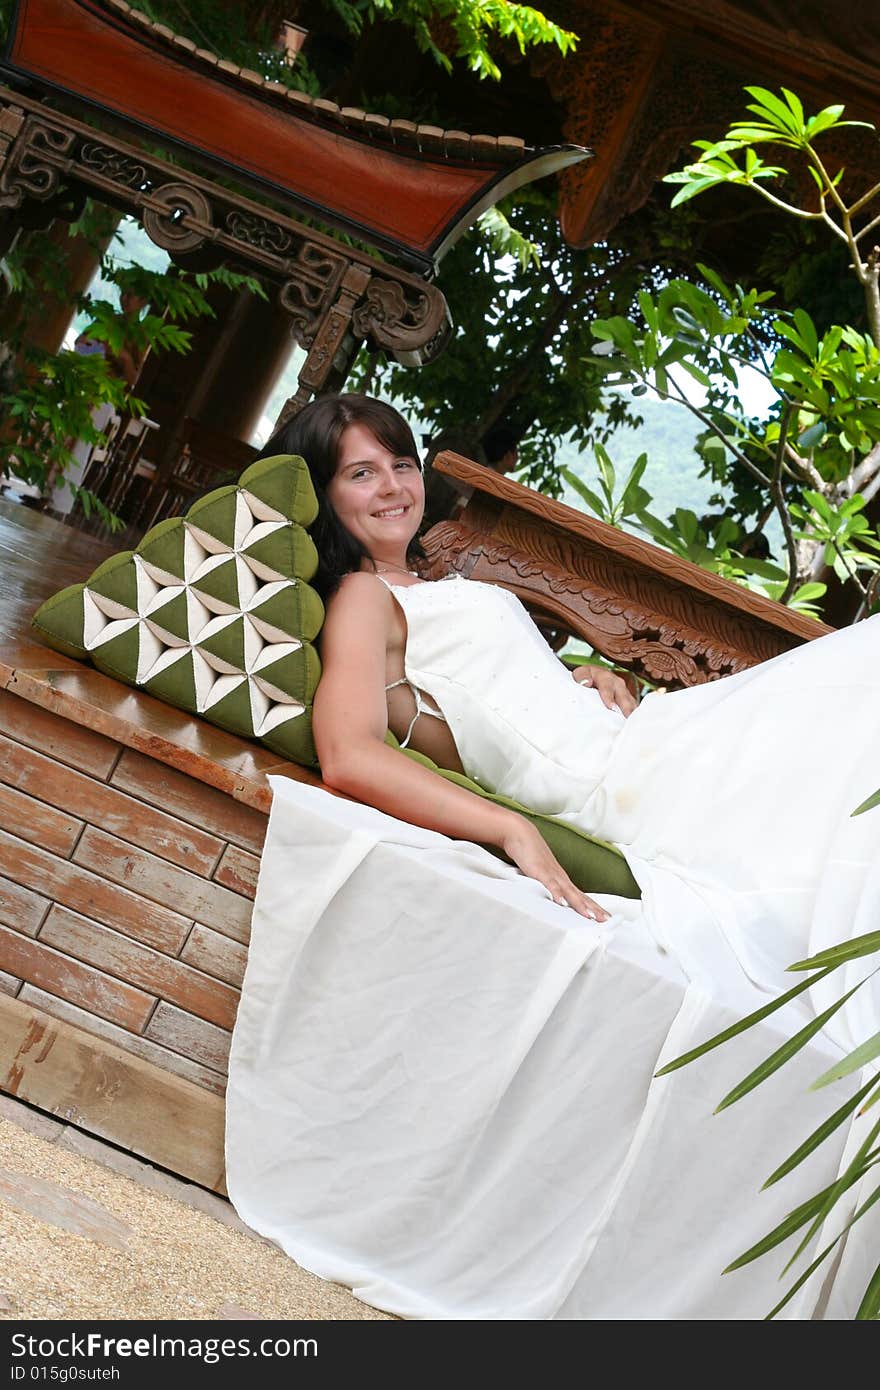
322, 570, 393, 637
327, 569, 392, 612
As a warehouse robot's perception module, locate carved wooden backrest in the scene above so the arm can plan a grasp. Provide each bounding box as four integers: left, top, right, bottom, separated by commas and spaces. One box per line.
422, 453, 832, 687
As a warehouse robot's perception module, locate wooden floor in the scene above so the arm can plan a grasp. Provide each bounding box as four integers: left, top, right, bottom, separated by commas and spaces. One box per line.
0, 496, 115, 640
0, 499, 319, 1187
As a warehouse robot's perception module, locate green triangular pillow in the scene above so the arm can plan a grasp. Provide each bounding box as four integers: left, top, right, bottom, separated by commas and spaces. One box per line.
32, 454, 324, 768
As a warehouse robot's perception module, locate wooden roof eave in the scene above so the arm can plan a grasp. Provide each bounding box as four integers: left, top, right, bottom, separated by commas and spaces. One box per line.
2, 0, 591, 270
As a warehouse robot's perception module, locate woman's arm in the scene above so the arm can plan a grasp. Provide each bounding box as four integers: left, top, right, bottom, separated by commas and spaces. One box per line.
313, 573, 609, 922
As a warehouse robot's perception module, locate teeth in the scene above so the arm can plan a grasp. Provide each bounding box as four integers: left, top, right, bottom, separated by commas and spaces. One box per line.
374, 506, 407, 517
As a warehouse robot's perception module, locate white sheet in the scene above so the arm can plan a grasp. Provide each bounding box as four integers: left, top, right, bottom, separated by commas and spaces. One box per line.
225, 778, 871, 1320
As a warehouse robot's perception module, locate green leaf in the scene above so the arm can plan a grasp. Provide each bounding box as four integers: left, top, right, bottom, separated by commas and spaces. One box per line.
762, 1073, 880, 1187
806, 105, 846, 139
723, 1173, 861, 1272
669, 176, 726, 208
797, 420, 826, 449
744, 86, 804, 138
560, 467, 607, 519
810, 1030, 880, 1090
792, 308, 819, 358
787, 931, 880, 972
678, 360, 711, 388
696, 263, 735, 305
855, 1256, 880, 1320
782, 1114, 880, 1272
765, 1177, 880, 1320
714, 978, 867, 1112
654, 966, 833, 1076
852, 787, 880, 817
780, 87, 805, 129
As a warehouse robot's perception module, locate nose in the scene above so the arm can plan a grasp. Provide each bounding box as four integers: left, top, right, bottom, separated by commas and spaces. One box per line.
377, 464, 404, 495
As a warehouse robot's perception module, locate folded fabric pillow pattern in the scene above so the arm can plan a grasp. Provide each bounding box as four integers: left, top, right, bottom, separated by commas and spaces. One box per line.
32, 454, 324, 767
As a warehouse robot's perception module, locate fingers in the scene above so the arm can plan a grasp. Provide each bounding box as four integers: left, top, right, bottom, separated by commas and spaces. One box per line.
616, 684, 639, 717
605, 676, 638, 717
548, 883, 611, 923
576, 668, 637, 716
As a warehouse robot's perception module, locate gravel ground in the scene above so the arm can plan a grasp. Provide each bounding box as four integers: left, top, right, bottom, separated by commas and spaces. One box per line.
0, 1106, 391, 1322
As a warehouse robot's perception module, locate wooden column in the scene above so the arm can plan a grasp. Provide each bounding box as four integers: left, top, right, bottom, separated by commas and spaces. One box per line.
0, 210, 120, 354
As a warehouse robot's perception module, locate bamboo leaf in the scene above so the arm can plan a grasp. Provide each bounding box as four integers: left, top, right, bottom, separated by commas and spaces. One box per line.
787, 933, 880, 971
766, 1176, 880, 1320
783, 1116, 880, 1271
855, 1256, 880, 1319
654, 967, 832, 1076
852, 787, 880, 816
762, 1073, 880, 1187
810, 1030, 880, 1090
715, 979, 866, 1112
723, 1175, 857, 1272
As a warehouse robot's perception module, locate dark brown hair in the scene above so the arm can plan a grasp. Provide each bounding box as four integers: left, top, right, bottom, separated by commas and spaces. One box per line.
255, 393, 426, 599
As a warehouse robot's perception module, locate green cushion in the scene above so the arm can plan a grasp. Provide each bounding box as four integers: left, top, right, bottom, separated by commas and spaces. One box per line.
393, 741, 640, 900
32, 454, 324, 767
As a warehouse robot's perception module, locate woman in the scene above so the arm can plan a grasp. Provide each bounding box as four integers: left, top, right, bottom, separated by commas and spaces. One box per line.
226, 393, 880, 1319
301, 392, 637, 925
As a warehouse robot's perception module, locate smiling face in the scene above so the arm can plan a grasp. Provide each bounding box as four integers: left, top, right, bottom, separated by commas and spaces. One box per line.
326, 420, 424, 567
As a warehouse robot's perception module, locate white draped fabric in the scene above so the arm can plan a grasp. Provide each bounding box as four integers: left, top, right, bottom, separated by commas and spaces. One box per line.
225, 582, 880, 1319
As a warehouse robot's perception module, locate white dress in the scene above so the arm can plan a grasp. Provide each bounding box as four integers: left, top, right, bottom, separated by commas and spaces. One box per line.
225, 575, 880, 1319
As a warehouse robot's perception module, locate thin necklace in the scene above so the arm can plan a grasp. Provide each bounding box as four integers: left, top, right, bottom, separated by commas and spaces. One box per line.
374, 562, 418, 577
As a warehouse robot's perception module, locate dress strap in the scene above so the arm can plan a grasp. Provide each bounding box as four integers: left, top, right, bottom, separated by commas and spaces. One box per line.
385, 675, 447, 748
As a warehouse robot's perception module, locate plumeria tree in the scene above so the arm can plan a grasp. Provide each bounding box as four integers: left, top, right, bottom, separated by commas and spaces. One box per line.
579, 88, 880, 623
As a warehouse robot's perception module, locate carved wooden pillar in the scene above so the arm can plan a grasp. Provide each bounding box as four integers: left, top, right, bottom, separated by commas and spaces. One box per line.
276, 264, 372, 425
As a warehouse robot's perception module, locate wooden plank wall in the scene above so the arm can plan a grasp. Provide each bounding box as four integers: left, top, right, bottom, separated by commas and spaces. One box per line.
0, 686, 267, 1098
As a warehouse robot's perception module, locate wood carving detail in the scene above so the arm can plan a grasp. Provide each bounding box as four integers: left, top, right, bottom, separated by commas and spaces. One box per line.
0, 114, 73, 209
422, 518, 795, 688
279, 243, 347, 345
79, 142, 151, 192
529, 0, 663, 243
141, 182, 213, 254
0, 85, 453, 387
351, 277, 451, 358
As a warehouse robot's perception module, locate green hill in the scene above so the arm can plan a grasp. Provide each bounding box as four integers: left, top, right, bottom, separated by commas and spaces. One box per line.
555, 394, 716, 525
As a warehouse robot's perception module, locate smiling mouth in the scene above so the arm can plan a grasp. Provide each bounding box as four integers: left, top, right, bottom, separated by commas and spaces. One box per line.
372, 505, 410, 519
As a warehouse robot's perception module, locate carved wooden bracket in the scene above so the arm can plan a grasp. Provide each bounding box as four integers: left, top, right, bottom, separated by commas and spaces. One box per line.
422, 453, 832, 687
0, 83, 451, 410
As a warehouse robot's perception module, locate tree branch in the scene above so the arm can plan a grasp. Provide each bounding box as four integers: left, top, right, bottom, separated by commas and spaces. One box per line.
849, 180, 880, 218
771, 402, 800, 602
848, 441, 880, 493
783, 442, 825, 489
659, 375, 772, 487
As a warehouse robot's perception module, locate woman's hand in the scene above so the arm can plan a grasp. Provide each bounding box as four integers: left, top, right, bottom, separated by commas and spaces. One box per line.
573, 664, 638, 717
499, 816, 611, 923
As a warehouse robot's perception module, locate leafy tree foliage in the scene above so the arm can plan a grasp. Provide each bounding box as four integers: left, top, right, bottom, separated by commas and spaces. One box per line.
119, 0, 576, 93
577, 89, 880, 622
1, 205, 264, 520
351, 189, 707, 494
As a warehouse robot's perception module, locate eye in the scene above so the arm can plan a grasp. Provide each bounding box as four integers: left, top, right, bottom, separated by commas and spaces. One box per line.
351, 467, 371, 479
395, 458, 417, 470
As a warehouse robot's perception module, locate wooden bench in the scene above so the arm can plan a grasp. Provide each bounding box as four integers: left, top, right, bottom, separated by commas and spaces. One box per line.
0, 461, 830, 1192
